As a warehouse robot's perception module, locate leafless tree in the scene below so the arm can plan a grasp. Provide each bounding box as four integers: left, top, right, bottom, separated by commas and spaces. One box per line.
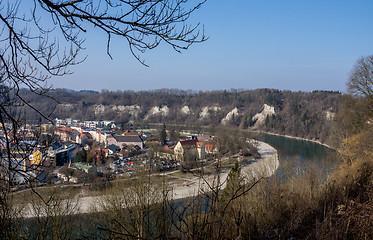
348, 54, 373, 113
0, 0, 207, 236
96, 171, 170, 239
26, 188, 80, 239
345, 54, 373, 133
0, 0, 207, 132
0, 0, 208, 192
0, 0, 207, 97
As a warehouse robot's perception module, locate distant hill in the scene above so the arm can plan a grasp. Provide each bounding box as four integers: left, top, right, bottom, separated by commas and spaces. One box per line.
21, 88, 341, 143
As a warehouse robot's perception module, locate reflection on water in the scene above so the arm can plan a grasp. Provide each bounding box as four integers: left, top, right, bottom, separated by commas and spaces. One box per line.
258, 133, 339, 179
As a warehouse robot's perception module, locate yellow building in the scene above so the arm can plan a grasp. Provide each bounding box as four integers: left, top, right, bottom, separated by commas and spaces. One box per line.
174, 140, 205, 161
30, 150, 42, 165
40, 124, 49, 133
9, 151, 28, 172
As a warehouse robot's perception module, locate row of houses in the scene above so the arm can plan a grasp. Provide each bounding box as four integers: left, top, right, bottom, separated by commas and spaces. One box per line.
54, 126, 144, 150
0, 128, 37, 153
0, 126, 47, 185
107, 135, 144, 150
55, 126, 107, 146
54, 118, 117, 129
155, 135, 218, 162
0, 149, 43, 185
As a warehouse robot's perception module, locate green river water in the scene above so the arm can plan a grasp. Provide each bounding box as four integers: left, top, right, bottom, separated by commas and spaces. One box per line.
258, 133, 339, 179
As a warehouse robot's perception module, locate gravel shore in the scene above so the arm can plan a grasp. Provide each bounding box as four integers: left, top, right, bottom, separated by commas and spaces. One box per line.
168, 140, 279, 200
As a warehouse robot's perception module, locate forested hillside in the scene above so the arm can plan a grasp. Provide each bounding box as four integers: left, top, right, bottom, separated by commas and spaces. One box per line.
21, 88, 341, 143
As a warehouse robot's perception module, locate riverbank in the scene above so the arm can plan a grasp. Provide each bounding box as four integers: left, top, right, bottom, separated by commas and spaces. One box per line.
165, 140, 279, 200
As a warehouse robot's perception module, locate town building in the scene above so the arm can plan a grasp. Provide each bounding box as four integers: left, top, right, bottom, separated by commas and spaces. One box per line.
106, 135, 144, 150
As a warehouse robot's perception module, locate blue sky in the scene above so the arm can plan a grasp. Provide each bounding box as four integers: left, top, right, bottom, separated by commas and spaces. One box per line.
51, 0, 373, 92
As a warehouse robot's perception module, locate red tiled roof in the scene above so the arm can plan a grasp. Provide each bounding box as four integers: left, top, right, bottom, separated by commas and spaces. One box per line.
123, 130, 138, 135
180, 139, 197, 146
160, 145, 173, 153
113, 135, 143, 143
163, 145, 171, 151
56, 126, 74, 133
205, 143, 217, 152
196, 142, 204, 148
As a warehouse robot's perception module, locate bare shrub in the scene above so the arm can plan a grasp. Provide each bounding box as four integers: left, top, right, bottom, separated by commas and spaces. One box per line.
25, 188, 80, 239
96, 173, 171, 239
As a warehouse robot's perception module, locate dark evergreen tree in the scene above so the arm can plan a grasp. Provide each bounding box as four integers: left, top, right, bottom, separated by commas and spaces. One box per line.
160, 123, 167, 145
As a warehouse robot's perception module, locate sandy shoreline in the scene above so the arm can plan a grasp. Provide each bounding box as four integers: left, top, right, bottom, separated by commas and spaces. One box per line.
167, 140, 279, 200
